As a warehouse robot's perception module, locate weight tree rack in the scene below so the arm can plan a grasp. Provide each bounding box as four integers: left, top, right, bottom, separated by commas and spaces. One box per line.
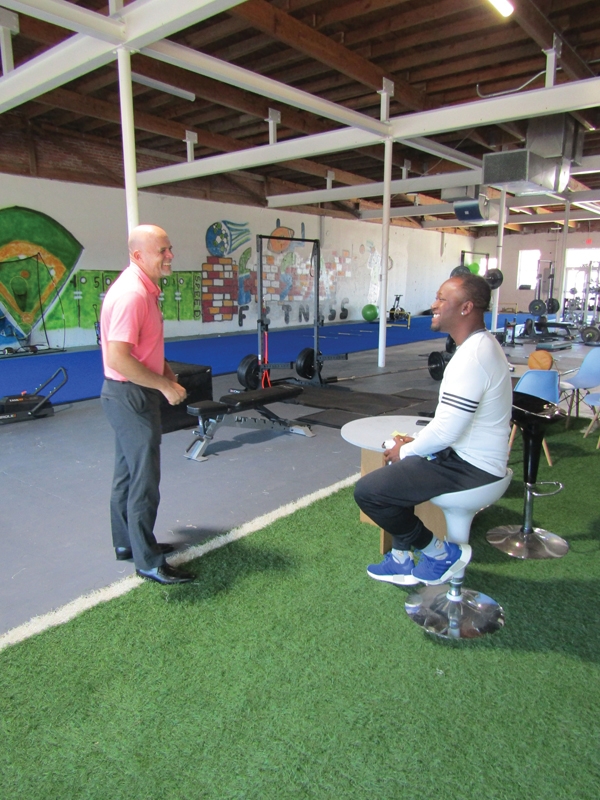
238, 234, 347, 389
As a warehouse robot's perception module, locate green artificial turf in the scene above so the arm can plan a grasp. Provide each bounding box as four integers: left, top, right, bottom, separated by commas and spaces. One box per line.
1, 422, 599, 800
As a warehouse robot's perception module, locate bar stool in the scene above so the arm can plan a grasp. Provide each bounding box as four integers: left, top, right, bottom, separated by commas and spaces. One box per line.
405, 469, 513, 640
487, 392, 569, 559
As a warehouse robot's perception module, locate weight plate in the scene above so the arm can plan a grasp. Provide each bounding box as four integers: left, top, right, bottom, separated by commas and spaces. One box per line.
485, 269, 504, 290
428, 351, 451, 381
581, 326, 600, 343
523, 318, 534, 336
450, 265, 471, 278
237, 354, 260, 390
296, 347, 316, 380
445, 335, 456, 354
529, 299, 547, 316
546, 297, 560, 315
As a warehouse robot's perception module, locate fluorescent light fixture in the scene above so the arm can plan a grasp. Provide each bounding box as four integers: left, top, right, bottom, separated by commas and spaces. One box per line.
131, 72, 195, 102
486, 0, 514, 17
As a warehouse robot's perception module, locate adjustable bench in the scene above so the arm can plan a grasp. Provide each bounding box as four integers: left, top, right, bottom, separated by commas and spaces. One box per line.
185, 384, 314, 461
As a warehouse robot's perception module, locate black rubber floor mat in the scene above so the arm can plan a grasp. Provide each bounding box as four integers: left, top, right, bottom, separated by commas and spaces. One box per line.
285, 384, 414, 414
392, 388, 439, 401
296, 409, 370, 428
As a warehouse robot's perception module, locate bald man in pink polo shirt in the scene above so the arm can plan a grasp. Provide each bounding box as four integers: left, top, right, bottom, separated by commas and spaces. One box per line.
100, 224, 195, 585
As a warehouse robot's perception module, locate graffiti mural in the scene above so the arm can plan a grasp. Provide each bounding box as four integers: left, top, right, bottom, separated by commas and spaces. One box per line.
205, 220, 251, 257
0, 207, 83, 347
0, 209, 369, 349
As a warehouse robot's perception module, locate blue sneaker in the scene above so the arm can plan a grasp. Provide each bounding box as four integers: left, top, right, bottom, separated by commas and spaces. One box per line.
412, 542, 472, 585
367, 551, 420, 586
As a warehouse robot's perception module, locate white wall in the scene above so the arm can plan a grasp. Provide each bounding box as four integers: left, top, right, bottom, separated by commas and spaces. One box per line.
1, 173, 473, 348
477, 228, 600, 315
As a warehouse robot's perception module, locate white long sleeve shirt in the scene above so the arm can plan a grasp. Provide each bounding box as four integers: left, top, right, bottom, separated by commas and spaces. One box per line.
400, 330, 512, 477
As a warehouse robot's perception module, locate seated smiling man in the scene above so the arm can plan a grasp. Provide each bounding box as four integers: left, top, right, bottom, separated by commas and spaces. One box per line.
354, 273, 512, 586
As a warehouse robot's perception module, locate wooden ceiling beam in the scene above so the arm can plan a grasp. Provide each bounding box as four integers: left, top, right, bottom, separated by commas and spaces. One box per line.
228, 0, 431, 109
512, 0, 596, 81
315, 0, 413, 28
343, 0, 484, 48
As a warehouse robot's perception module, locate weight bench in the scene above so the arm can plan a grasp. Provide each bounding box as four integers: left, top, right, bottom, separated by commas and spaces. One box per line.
185, 384, 315, 461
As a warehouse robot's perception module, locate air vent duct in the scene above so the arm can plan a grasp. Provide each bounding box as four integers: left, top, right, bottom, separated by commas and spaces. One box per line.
482, 150, 566, 194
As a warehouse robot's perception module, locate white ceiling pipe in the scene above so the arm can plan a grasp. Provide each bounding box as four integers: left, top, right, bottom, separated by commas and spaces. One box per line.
420, 208, 600, 227
398, 137, 482, 169
389, 77, 600, 141
0, 0, 125, 43
123, 0, 248, 52
267, 169, 482, 208
0, 35, 116, 112
137, 127, 379, 188
0, 0, 247, 113
361, 203, 455, 219
142, 40, 390, 137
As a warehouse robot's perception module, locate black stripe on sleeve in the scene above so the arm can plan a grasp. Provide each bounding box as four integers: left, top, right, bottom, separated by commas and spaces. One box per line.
441, 392, 479, 413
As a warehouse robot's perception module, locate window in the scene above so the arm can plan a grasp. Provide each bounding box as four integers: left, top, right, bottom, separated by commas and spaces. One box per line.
517, 249, 541, 289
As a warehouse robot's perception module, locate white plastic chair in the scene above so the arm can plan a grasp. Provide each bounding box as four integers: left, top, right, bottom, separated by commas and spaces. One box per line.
582, 392, 600, 449
560, 348, 600, 427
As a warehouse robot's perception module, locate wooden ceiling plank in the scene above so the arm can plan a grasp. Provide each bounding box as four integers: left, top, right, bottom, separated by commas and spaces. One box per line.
316, 0, 413, 28
512, 0, 596, 81
382, 28, 533, 76
131, 54, 334, 137
418, 44, 542, 84
343, 0, 484, 48
228, 0, 431, 109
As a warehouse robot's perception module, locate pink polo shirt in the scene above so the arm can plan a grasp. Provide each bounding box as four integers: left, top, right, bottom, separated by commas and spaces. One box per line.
100, 262, 165, 381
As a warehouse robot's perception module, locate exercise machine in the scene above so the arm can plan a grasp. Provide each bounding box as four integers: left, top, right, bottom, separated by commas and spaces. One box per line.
185, 385, 314, 461
237, 234, 347, 389
0, 367, 68, 425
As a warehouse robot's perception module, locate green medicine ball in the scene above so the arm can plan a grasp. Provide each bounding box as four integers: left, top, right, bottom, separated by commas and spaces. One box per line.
362, 304, 378, 322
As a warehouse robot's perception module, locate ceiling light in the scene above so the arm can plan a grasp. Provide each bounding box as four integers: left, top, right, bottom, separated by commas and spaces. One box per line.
486, 0, 514, 18
131, 73, 195, 102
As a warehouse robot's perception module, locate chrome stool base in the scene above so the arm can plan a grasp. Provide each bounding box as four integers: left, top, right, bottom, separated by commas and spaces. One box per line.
405, 584, 505, 640
486, 525, 569, 559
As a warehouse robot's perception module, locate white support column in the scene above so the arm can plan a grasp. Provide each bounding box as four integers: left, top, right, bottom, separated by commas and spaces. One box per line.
319, 171, 335, 257
117, 47, 139, 233
378, 136, 393, 368
0, 7, 18, 75
266, 108, 281, 145
557, 201, 571, 302
184, 130, 197, 162
544, 35, 561, 89
377, 79, 394, 368
491, 186, 507, 332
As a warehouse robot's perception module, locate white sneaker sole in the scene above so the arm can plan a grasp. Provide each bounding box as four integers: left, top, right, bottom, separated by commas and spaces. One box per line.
366, 567, 420, 586
414, 544, 473, 586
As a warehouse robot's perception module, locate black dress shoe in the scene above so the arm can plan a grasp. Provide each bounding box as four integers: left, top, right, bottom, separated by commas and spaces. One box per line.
115, 543, 176, 561
136, 564, 195, 585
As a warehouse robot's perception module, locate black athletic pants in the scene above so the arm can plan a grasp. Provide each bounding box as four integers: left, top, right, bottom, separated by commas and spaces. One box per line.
354, 448, 500, 551
101, 379, 164, 570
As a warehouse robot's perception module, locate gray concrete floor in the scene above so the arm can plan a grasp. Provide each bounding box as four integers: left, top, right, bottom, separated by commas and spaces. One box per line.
0, 337, 594, 635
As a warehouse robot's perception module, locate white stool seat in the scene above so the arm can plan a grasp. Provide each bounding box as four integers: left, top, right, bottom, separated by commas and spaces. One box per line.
430, 471, 514, 545
405, 469, 513, 640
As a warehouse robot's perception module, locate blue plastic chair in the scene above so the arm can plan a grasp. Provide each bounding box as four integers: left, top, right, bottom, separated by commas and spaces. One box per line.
582, 392, 600, 449
559, 348, 600, 427
509, 369, 560, 466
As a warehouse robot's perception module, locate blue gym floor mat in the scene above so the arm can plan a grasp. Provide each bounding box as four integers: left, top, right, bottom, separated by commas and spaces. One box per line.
8, 313, 520, 405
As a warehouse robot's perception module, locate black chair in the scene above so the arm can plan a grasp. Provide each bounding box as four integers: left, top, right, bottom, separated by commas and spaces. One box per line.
486, 391, 569, 559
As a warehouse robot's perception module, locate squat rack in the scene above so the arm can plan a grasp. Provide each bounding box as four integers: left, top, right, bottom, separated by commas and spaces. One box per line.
249, 233, 347, 387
